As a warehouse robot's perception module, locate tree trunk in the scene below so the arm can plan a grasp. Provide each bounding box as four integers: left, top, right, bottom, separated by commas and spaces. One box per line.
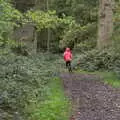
47, 0, 50, 52
98, 0, 114, 49
33, 28, 37, 54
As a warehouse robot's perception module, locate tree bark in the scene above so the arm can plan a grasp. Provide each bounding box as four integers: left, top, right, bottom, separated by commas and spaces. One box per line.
98, 0, 114, 49
47, 0, 51, 52
33, 27, 37, 54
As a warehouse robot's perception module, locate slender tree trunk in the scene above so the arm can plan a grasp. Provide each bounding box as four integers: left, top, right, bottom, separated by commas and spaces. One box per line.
47, 0, 50, 52
47, 29, 50, 52
33, 27, 37, 54
98, 0, 114, 49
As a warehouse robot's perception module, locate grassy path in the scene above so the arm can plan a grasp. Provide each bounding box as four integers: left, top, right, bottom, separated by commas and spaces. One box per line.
30, 78, 71, 120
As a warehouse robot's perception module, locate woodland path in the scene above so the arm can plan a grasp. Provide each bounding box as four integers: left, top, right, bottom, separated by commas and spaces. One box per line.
60, 73, 120, 120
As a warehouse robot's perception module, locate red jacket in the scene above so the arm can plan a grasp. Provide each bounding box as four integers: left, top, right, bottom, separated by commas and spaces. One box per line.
63, 48, 72, 62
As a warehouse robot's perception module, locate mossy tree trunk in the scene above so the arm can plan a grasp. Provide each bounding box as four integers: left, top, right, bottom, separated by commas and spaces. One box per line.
98, 0, 114, 49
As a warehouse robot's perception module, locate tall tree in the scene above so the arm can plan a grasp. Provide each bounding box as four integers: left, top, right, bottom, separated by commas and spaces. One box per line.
47, 0, 50, 52
98, 0, 114, 49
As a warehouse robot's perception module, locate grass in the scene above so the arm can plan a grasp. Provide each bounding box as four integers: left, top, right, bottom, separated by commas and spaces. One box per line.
77, 69, 120, 88
97, 71, 120, 88
28, 77, 71, 120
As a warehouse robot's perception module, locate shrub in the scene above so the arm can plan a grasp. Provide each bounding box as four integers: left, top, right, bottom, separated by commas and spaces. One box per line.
59, 23, 97, 51
76, 49, 120, 78
0, 49, 60, 119
0, 0, 22, 46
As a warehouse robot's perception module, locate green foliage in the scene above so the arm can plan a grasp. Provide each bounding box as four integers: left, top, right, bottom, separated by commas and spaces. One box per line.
114, 0, 120, 23
71, 0, 98, 24
0, 0, 23, 45
0, 49, 62, 119
25, 10, 59, 31
75, 49, 120, 78
59, 23, 80, 49
24, 10, 79, 52
50, 0, 72, 17
51, 0, 98, 51
96, 71, 120, 88
113, 0, 120, 51
51, 0, 98, 24
25, 10, 77, 31
60, 23, 97, 50
0, 0, 98, 52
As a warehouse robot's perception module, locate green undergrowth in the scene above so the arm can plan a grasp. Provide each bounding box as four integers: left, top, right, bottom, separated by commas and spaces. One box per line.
28, 77, 71, 120
0, 48, 71, 119
73, 49, 120, 79
98, 71, 120, 88
77, 70, 120, 88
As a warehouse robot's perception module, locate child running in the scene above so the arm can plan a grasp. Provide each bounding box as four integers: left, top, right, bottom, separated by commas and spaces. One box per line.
63, 47, 72, 72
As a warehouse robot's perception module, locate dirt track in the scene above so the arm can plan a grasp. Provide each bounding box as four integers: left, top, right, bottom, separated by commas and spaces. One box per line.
60, 73, 120, 120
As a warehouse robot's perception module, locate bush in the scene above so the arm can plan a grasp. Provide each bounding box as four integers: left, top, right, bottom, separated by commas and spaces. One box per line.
0, 49, 60, 119
0, 0, 22, 46
59, 23, 97, 51
76, 49, 120, 78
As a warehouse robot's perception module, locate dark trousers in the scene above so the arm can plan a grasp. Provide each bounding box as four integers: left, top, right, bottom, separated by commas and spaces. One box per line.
66, 61, 71, 67
66, 61, 72, 72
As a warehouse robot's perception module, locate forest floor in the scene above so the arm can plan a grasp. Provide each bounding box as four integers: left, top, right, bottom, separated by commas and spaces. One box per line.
60, 73, 120, 120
